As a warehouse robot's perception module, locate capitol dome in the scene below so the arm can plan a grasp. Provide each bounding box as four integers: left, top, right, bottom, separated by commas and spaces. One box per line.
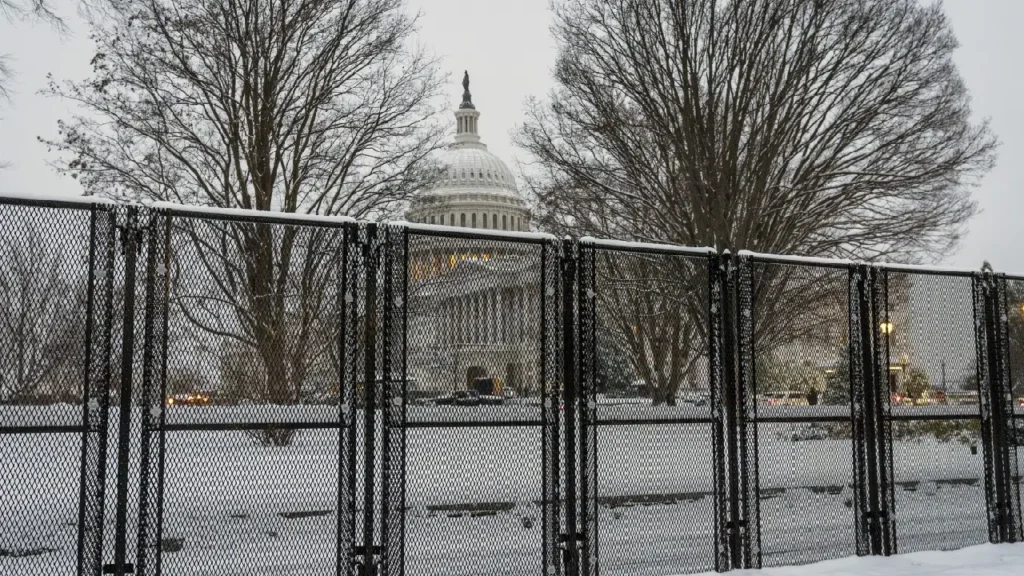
406, 72, 531, 232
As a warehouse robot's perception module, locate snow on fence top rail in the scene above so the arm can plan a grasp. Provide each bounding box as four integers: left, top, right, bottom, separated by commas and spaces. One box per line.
737, 250, 856, 268
580, 236, 716, 256
873, 261, 979, 276
151, 201, 356, 226
738, 249, 985, 276
392, 220, 559, 242
0, 191, 116, 209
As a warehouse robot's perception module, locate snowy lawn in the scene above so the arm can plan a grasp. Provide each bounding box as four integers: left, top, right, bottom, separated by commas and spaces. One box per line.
686, 543, 1024, 576
1, 407, 1019, 575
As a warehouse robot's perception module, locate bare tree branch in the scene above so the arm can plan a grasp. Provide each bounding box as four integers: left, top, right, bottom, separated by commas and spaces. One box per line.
41, 0, 446, 444
517, 0, 998, 404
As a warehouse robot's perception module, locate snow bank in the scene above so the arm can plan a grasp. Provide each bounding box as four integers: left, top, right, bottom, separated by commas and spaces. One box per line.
683, 543, 1024, 576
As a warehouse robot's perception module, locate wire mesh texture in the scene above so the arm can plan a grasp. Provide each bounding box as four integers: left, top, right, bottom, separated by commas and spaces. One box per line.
0, 198, 115, 576
5, 197, 1024, 576
387, 226, 559, 576
133, 209, 357, 576
876, 269, 988, 554
743, 258, 857, 568
578, 243, 718, 576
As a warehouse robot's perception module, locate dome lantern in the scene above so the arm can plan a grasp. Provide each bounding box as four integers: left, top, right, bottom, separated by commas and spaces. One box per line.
454, 71, 482, 147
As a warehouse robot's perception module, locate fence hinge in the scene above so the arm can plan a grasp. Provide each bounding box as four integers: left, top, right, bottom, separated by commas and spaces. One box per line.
352, 545, 383, 573
114, 205, 148, 256
558, 533, 585, 574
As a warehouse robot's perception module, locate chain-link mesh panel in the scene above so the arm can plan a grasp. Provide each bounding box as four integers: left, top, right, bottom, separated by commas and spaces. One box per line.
133, 210, 354, 576
577, 244, 716, 576
745, 259, 856, 567
388, 227, 558, 576
0, 200, 115, 576
876, 270, 987, 554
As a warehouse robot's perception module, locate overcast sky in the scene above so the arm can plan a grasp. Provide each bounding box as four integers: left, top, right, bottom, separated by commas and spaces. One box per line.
0, 0, 1021, 271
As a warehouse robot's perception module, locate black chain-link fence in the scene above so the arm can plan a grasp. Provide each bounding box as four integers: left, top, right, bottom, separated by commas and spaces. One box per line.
1, 197, 1022, 576
0, 197, 115, 576
742, 257, 857, 568
382, 224, 560, 576
576, 240, 721, 576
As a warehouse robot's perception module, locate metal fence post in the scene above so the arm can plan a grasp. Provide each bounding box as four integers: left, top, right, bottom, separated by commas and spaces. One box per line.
995, 275, 1024, 542
718, 252, 743, 569
859, 265, 883, 555
849, 265, 872, 556
977, 270, 1004, 544
734, 253, 760, 569
864, 266, 896, 556
541, 237, 562, 576
134, 211, 171, 576
379, 224, 407, 576
576, 239, 598, 576
559, 239, 580, 576
708, 253, 730, 572
79, 204, 117, 576
358, 223, 380, 576
338, 222, 359, 576
978, 270, 1016, 543
106, 205, 148, 576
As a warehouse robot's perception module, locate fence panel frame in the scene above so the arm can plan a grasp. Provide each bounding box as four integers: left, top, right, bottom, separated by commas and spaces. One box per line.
575, 238, 722, 575
132, 205, 358, 576
379, 222, 562, 576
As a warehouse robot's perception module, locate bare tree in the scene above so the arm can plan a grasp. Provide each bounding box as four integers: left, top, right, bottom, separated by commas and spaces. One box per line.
0, 0, 65, 25
0, 228, 87, 402
43, 0, 445, 444
520, 0, 995, 260
1, 0, 69, 165
519, 0, 996, 402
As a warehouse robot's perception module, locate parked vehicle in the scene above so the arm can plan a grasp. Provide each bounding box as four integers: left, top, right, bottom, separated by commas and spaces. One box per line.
166, 393, 212, 406
761, 391, 808, 406
432, 390, 503, 407
472, 377, 504, 397
892, 392, 934, 406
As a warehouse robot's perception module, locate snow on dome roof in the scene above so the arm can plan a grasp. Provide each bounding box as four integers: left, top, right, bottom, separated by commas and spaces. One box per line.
414, 72, 526, 204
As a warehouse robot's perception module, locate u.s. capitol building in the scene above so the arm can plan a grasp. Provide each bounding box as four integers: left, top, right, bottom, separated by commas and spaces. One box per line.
403, 73, 543, 398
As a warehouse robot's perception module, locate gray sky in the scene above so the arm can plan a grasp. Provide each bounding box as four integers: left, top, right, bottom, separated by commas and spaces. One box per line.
0, 0, 1021, 272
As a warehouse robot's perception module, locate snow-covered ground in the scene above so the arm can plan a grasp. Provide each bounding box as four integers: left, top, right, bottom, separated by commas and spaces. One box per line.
1, 408, 1019, 575
686, 543, 1024, 576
